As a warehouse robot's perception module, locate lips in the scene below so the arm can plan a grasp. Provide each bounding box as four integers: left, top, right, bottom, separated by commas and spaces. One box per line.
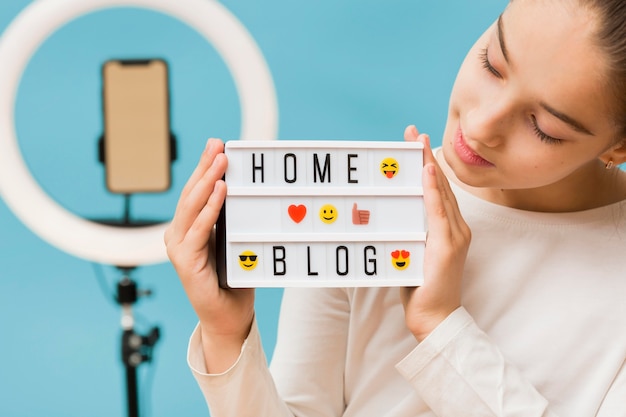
454, 127, 494, 167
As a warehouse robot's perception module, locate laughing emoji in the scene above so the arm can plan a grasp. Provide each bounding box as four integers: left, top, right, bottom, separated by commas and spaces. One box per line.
391, 250, 410, 271
380, 157, 399, 179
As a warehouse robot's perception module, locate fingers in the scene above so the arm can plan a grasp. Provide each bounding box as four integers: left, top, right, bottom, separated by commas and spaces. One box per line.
403, 125, 462, 232
404, 124, 438, 168
423, 163, 447, 224
167, 139, 228, 246
416, 131, 437, 169
404, 125, 419, 142
422, 163, 470, 252
404, 123, 470, 279
177, 138, 224, 209
185, 178, 227, 251
404, 124, 457, 231
425, 162, 458, 233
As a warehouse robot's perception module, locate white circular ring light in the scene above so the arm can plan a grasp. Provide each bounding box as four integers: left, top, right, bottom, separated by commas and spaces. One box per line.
0, 0, 278, 266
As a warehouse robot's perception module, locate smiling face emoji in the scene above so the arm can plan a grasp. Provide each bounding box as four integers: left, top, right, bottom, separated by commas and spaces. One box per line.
380, 157, 399, 179
391, 250, 410, 271
238, 250, 258, 270
319, 204, 338, 224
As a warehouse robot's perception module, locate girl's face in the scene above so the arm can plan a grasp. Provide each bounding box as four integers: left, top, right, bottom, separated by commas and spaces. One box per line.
441, 0, 624, 210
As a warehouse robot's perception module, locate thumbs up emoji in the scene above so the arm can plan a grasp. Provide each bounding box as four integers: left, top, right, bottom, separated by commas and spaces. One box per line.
352, 203, 370, 225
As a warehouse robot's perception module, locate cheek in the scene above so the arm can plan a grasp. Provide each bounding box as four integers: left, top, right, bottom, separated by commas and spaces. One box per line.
500, 143, 584, 184
445, 66, 474, 135
449, 62, 475, 106
506, 135, 558, 167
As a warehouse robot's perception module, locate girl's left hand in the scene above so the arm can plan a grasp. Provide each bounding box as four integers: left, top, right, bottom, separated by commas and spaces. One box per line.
401, 125, 472, 342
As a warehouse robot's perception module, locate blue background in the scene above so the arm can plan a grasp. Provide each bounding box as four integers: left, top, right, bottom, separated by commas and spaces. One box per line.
0, 1, 505, 416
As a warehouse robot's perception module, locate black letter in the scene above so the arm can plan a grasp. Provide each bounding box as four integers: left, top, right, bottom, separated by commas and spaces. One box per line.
273, 246, 286, 276
284, 153, 297, 183
252, 153, 264, 183
307, 246, 319, 276
347, 154, 358, 184
336, 246, 349, 276
364, 246, 377, 276
313, 153, 331, 183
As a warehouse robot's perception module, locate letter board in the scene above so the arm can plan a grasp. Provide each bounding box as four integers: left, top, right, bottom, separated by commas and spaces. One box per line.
219, 140, 425, 287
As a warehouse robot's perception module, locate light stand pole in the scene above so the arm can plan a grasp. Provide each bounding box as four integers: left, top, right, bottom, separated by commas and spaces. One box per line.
116, 267, 160, 417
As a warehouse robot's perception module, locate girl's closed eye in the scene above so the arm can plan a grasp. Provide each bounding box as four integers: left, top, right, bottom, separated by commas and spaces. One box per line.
479, 46, 502, 78
479, 43, 564, 145
530, 115, 563, 145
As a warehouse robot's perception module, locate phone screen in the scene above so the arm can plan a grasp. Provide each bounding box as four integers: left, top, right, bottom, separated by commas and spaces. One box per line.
102, 59, 171, 193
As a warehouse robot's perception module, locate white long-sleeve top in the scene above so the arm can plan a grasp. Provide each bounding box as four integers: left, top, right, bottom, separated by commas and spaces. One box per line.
187, 180, 626, 417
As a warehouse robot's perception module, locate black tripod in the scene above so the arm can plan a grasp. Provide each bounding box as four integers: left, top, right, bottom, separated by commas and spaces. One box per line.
96, 68, 176, 415
116, 267, 160, 417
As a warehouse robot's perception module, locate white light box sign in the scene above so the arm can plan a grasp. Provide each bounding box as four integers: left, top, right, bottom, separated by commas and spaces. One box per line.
218, 140, 425, 288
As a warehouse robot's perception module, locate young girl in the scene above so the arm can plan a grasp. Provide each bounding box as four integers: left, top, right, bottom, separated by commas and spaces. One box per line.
165, 0, 626, 415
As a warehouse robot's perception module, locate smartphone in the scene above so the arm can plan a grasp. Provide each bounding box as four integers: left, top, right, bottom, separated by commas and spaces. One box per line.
101, 59, 172, 193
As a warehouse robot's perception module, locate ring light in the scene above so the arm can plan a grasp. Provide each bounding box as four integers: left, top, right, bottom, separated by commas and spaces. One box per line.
0, 0, 278, 266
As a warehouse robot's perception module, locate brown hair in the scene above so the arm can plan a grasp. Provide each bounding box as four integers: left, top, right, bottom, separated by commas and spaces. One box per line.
582, 0, 626, 138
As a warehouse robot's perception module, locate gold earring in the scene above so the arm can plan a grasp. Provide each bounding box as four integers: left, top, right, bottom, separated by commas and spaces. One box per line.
605, 160, 615, 170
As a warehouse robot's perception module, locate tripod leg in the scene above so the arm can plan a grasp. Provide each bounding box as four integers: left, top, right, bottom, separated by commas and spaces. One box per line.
125, 363, 139, 417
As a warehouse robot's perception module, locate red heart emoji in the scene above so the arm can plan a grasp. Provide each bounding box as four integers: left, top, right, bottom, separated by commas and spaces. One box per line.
391, 250, 400, 259
288, 204, 307, 223
401, 250, 410, 258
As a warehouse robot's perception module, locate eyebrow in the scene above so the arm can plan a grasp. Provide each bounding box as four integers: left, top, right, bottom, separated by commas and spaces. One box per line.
496, 15, 510, 64
540, 103, 594, 135
498, 13, 595, 136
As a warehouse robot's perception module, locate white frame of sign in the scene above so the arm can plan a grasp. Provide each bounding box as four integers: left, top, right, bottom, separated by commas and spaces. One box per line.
221, 140, 426, 288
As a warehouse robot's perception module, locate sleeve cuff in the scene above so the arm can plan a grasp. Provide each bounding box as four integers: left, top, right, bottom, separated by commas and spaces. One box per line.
187, 316, 262, 379
395, 306, 474, 380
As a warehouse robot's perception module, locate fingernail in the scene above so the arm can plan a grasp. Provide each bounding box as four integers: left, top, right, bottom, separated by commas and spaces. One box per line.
205, 139, 214, 154
427, 165, 436, 176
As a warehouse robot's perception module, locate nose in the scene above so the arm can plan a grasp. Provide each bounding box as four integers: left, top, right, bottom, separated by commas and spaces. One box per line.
464, 92, 515, 147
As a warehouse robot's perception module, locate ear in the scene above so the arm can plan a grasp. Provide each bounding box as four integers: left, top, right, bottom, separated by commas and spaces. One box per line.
599, 138, 626, 166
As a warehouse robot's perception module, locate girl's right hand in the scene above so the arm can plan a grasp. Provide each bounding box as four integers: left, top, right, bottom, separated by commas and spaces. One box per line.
164, 138, 255, 373
401, 126, 471, 342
